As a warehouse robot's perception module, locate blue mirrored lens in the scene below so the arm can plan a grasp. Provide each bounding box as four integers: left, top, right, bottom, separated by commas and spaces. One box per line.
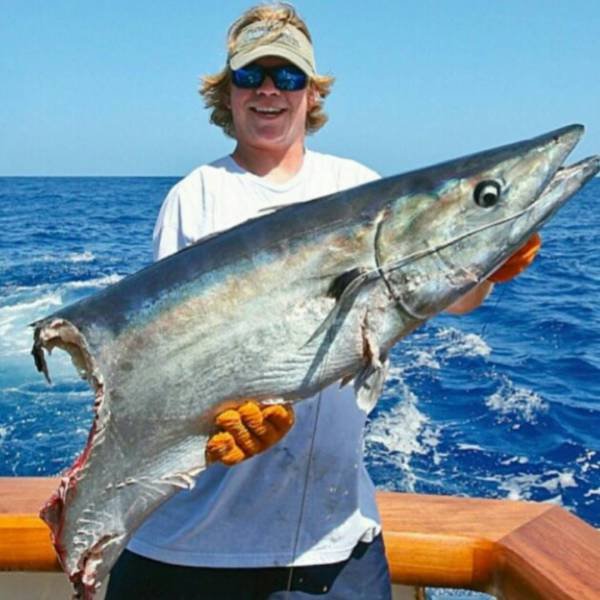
272, 65, 307, 91
231, 65, 265, 89
231, 64, 307, 91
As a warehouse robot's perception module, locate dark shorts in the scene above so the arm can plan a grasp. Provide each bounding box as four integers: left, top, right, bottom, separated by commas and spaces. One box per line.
105, 534, 391, 600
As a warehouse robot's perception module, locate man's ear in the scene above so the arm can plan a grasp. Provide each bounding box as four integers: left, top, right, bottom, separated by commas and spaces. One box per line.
307, 85, 320, 111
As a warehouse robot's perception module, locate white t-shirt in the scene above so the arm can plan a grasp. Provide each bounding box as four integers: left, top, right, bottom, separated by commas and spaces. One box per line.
128, 150, 382, 568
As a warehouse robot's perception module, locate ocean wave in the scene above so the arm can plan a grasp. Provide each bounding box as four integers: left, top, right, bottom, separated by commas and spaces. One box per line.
392, 325, 491, 380
404, 349, 441, 371
63, 274, 123, 288
0, 294, 63, 349
435, 326, 491, 359
4, 273, 123, 296
497, 469, 578, 502
5, 250, 96, 267
366, 382, 441, 491
456, 443, 484, 452
499, 455, 529, 466
67, 251, 95, 263
485, 375, 547, 424
575, 449, 597, 474
0, 292, 62, 315
0, 293, 64, 355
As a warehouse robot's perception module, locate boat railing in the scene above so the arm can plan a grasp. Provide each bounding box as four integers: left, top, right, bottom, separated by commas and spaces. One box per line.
1, 478, 599, 599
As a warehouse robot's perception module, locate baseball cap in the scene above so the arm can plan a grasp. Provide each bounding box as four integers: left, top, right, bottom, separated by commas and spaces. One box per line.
229, 21, 316, 77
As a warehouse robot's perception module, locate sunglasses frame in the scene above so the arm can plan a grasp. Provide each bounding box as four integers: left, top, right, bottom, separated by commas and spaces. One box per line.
231, 63, 308, 92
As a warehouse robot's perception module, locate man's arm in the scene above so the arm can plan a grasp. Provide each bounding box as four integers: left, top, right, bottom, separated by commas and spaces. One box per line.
446, 233, 542, 315
446, 280, 495, 314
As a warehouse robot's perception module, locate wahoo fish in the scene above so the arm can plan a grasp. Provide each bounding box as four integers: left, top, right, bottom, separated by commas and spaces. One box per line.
31, 125, 599, 597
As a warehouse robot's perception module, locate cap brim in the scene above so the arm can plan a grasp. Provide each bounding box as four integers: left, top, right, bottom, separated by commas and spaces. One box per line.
229, 45, 315, 77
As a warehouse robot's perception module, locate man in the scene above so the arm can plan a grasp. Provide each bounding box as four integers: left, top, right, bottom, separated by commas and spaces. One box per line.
106, 4, 539, 599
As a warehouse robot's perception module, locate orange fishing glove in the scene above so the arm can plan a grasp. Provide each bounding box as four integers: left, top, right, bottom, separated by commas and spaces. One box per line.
205, 402, 295, 466
488, 233, 541, 283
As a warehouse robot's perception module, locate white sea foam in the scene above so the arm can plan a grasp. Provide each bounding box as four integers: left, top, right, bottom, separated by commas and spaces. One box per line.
63, 274, 123, 289
436, 326, 491, 359
0, 293, 64, 353
367, 387, 428, 455
19, 250, 95, 264
385, 363, 407, 381
0, 293, 62, 315
499, 455, 529, 465
485, 375, 547, 423
67, 251, 95, 263
497, 470, 578, 504
7, 273, 124, 297
406, 349, 441, 370
457, 443, 484, 451
366, 381, 441, 490
575, 449, 596, 474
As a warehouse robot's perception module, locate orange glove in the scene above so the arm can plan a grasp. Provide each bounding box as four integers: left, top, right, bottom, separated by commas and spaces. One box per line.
205, 401, 295, 466
488, 233, 541, 283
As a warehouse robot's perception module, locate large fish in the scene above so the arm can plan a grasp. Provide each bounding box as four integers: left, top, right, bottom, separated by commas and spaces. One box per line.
31, 125, 598, 597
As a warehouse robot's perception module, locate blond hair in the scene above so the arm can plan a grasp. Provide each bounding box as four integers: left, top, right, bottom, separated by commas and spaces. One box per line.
200, 3, 334, 138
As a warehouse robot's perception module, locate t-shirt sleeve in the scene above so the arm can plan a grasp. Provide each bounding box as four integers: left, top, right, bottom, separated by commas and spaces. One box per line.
354, 162, 381, 184
152, 173, 206, 262
152, 186, 183, 261
335, 158, 381, 191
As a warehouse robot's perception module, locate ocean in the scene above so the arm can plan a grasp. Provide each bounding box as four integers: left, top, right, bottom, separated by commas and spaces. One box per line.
0, 175, 598, 534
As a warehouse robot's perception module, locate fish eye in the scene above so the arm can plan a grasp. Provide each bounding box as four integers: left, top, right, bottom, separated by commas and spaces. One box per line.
473, 180, 502, 208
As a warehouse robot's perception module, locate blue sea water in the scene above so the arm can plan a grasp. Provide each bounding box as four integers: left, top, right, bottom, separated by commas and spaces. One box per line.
0, 176, 598, 531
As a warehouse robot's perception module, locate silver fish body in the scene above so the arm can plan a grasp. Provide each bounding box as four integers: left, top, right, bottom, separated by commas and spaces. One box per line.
31, 125, 599, 597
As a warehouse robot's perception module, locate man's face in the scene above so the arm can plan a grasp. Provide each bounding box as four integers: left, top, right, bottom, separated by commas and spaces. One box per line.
229, 57, 314, 153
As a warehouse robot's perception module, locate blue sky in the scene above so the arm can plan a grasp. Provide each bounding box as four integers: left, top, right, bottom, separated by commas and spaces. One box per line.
1, 1, 599, 176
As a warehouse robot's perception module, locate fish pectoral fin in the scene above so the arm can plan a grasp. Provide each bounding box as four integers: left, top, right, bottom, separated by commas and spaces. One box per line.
327, 267, 367, 301
354, 355, 389, 414
31, 335, 51, 383
205, 400, 295, 466
304, 268, 378, 347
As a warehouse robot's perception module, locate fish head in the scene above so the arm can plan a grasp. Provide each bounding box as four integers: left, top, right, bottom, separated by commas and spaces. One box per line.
374, 124, 598, 319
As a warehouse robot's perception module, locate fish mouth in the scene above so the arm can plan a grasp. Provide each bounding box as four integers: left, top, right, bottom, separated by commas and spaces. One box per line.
545, 155, 600, 189
517, 154, 600, 233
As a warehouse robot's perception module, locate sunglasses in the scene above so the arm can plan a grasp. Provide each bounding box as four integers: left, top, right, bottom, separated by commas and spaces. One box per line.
231, 63, 308, 91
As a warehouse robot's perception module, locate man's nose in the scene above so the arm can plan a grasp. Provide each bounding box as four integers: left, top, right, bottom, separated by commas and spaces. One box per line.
256, 75, 280, 95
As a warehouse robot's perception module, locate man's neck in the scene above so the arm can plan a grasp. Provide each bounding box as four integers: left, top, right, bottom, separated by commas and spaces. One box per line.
231, 142, 306, 184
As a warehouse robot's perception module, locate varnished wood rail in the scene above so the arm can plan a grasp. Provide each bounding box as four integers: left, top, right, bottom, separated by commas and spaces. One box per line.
1, 478, 599, 599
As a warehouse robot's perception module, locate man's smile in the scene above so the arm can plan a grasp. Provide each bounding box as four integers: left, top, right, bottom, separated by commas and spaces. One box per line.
250, 106, 287, 118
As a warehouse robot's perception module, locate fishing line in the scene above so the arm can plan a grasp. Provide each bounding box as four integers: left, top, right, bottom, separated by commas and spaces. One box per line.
379, 200, 542, 280
285, 324, 335, 597
479, 280, 508, 340
284, 384, 325, 596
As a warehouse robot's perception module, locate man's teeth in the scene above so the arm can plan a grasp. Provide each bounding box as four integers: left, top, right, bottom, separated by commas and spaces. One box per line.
253, 108, 283, 114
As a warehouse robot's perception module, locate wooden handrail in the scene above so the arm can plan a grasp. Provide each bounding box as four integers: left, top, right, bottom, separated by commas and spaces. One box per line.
377, 491, 600, 599
1, 478, 599, 598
